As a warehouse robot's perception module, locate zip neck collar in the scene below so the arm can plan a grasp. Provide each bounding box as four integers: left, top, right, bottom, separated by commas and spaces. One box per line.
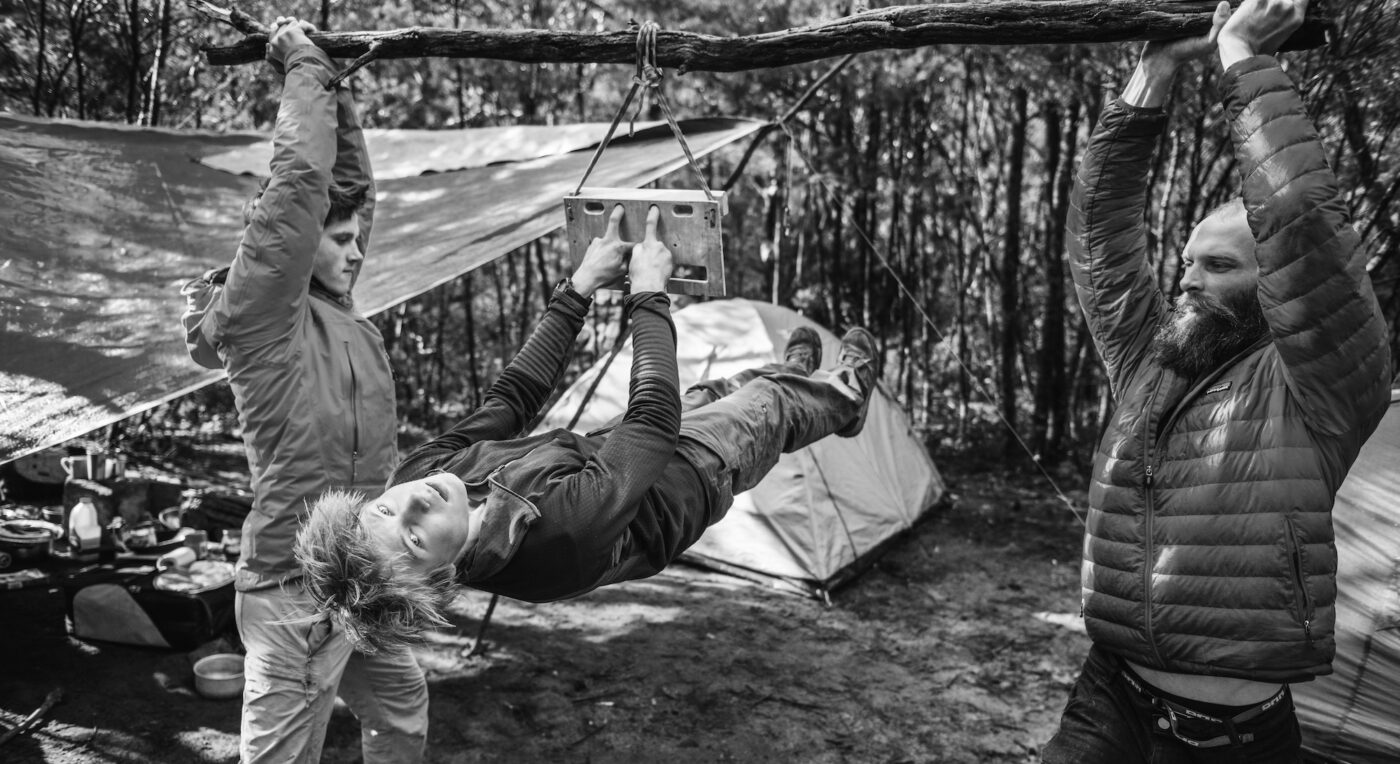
1154, 334, 1272, 447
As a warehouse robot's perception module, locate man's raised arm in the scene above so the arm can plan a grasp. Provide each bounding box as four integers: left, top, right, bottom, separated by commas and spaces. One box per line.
1218, 0, 1391, 437
205, 20, 337, 355
1068, 4, 1231, 396
392, 206, 636, 481
555, 207, 680, 541
333, 84, 375, 255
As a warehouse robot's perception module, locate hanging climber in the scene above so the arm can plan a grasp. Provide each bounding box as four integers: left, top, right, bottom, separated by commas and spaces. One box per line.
294, 204, 881, 652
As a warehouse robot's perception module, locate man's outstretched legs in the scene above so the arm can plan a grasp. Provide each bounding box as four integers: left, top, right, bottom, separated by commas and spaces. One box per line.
678, 325, 826, 414
593, 326, 879, 589
679, 327, 880, 501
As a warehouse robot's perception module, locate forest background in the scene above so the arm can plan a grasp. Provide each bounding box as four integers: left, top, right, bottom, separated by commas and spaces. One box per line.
3, 0, 1399, 469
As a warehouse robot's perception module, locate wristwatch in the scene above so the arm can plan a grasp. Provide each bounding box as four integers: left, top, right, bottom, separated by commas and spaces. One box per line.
554, 278, 593, 313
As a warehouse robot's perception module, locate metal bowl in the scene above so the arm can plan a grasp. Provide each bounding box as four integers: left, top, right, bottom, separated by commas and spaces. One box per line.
192, 653, 245, 700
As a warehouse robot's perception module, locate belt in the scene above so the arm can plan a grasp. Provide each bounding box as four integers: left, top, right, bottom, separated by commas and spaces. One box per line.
1119, 667, 1288, 749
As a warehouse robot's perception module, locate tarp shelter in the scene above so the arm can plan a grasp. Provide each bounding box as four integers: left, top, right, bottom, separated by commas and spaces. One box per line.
1295, 386, 1400, 764
536, 298, 945, 596
0, 113, 762, 463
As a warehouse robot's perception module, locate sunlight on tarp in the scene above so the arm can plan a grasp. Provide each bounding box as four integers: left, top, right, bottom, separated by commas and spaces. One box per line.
200, 122, 662, 179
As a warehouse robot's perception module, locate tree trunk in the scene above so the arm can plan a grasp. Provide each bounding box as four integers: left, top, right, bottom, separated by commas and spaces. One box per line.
491, 262, 510, 371
142, 0, 173, 125
999, 86, 1028, 460
463, 273, 481, 408
125, 0, 143, 123
432, 287, 447, 426
70, 0, 87, 119
1046, 97, 1081, 459
534, 239, 552, 307
1031, 99, 1061, 458
32, 0, 47, 115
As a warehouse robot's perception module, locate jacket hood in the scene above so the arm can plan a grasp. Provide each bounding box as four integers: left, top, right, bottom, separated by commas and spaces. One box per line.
180, 266, 228, 370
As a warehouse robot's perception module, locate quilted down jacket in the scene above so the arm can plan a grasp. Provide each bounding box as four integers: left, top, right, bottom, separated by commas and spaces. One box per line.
180, 46, 397, 591
1069, 57, 1391, 682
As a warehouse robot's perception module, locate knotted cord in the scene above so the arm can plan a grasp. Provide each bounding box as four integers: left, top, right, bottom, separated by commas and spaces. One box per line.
573, 21, 713, 200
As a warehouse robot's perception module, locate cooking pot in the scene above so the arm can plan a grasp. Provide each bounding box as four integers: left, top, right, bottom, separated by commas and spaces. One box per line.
0, 519, 62, 571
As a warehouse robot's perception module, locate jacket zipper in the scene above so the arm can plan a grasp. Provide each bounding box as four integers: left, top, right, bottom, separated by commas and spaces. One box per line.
1140, 374, 1166, 667
1284, 516, 1316, 649
1137, 338, 1267, 663
345, 341, 360, 486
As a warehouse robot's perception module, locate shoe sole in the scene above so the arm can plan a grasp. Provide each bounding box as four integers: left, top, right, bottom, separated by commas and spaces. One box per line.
835, 329, 878, 438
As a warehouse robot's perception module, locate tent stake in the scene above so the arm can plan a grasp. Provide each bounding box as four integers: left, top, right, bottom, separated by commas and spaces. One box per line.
464, 593, 499, 658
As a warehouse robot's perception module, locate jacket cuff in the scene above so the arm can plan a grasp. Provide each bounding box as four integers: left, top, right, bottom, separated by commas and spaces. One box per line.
1102, 98, 1170, 137
1221, 54, 1282, 88
550, 279, 592, 319
1112, 98, 1166, 118
1219, 54, 1290, 121
623, 291, 672, 314
623, 290, 677, 347
284, 45, 336, 84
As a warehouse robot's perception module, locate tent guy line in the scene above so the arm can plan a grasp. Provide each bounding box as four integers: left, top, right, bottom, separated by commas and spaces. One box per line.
779, 120, 1087, 527
188, 0, 1332, 71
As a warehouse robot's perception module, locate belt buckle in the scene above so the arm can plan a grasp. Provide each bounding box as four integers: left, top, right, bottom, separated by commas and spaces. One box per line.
1158, 703, 1254, 749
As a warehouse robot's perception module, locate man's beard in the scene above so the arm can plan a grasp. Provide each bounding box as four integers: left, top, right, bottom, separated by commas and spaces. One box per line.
1152, 288, 1270, 378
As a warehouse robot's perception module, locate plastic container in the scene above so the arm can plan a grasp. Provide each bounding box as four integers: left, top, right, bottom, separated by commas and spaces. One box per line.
193, 653, 245, 700
67, 497, 102, 560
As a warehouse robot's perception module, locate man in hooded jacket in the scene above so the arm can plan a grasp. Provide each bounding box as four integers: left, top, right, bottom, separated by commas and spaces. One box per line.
180, 17, 425, 764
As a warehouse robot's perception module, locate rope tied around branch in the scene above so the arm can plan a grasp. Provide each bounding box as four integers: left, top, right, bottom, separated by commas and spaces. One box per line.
634, 20, 662, 89
572, 20, 714, 201
627, 21, 662, 136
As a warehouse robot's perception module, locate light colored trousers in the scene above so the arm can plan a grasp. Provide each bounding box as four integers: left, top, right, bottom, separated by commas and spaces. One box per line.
236, 585, 428, 763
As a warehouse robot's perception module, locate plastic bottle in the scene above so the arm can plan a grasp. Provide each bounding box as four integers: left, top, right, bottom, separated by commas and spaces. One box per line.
68, 497, 102, 560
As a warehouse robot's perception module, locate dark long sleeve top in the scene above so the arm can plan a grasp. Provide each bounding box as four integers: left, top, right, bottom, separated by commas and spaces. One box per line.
393, 283, 682, 602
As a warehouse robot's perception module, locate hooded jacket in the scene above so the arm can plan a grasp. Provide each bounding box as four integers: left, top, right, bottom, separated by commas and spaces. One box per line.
180, 46, 397, 591
1070, 57, 1391, 682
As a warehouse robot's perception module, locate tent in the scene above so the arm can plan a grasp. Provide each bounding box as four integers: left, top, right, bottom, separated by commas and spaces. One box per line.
535, 298, 945, 596
0, 113, 762, 463
1295, 386, 1400, 764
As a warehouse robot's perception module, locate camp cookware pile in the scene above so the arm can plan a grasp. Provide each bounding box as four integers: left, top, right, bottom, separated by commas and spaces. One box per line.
0, 519, 62, 570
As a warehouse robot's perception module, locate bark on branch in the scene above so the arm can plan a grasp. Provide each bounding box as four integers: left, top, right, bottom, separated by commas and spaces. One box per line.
191, 0, 1333, 71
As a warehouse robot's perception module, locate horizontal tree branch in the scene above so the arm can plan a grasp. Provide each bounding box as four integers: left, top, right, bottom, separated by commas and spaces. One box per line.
191, 0, 1333, 71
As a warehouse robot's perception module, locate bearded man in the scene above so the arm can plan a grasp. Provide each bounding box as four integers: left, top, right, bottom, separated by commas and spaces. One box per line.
1043, 1, 1392, 762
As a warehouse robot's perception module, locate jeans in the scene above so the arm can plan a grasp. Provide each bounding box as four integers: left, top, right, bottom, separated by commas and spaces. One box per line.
237, 585, 429, 764
1042, 645, 1303, 764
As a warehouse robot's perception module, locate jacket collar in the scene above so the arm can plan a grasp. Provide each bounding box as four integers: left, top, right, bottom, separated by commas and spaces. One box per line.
309, 277, 354, 309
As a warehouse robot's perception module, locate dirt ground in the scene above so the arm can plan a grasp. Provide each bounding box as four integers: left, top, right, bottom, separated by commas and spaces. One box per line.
0, 455, 1092, 763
